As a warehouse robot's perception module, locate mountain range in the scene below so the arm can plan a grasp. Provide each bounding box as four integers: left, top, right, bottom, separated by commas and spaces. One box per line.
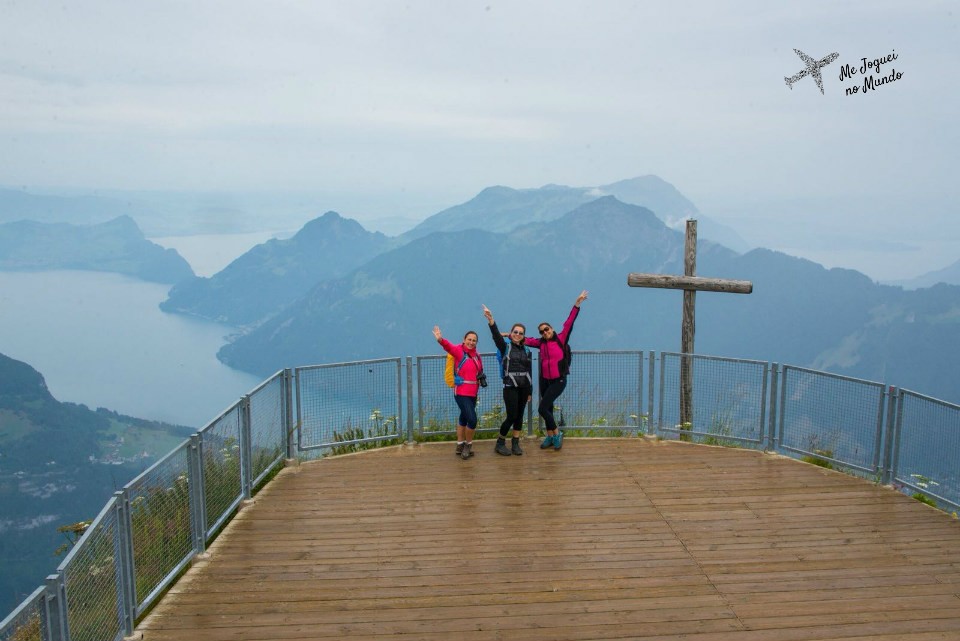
893, 258, 960, 290
160, 212, 390, 326
0, 215, 193, 284
159, 177, 749, 328
202, 195, 960, 404
401, 175, 750, 252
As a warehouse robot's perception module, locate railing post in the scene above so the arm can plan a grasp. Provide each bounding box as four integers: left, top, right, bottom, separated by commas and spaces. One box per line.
533, 354, 542, 434
637, 351, 644, 435
240, 395, 253, 499
405, 356, 415, 443
114, 490, 137, 636
283, 368, 295, 460
871, 385, 889, 480
44, 574, 66, 641
776, 365, 788, 453
188, 434, 207, 554
294, 368, 303, 454
767, 363, 779, 451
647, 351, 655, 435
884, 387, 903, 485
657, 352, 666, 436
415, 357, 425, 438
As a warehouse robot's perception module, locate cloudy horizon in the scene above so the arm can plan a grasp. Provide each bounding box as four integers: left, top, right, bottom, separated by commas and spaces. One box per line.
1, 1, 957, 280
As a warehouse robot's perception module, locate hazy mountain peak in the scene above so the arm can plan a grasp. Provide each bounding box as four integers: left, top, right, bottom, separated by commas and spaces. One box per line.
99, 214, 141, 233
404, 175, 748, 253
891, 257, 960, 289
294, 211, 380, 242
0, 353, 53, 403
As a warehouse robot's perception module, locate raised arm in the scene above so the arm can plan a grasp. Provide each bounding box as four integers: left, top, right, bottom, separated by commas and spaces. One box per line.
434, 326, 456, 356
558, 291, 587, 343
483, 305, 507, 353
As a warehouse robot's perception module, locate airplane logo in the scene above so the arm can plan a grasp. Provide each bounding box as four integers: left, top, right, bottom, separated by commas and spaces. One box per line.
785, 48, 839, 94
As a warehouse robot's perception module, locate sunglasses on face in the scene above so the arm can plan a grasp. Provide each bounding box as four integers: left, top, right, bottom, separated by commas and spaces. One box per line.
539, 327, 552, 335
511, 329, 524, 336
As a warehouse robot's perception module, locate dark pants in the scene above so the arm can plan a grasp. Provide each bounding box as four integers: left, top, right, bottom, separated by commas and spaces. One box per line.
499, 385, 532, 437
455, 394, 478, 429
539, 377, 567, 432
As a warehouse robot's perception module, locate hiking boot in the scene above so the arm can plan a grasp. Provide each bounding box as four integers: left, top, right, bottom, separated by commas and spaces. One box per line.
511, 438, 523, 456
495, 439, 511, 456
455, 442, 464, 456
554, 431, 564, 450
540, 435, 554, 449
461, 442, 473, 460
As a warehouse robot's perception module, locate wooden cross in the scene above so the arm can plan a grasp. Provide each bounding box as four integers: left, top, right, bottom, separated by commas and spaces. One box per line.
627, 220, 753, 435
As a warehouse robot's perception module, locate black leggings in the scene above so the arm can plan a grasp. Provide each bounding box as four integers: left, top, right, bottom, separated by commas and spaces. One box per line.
499, 386, 532, 437
539, 377, 567, 432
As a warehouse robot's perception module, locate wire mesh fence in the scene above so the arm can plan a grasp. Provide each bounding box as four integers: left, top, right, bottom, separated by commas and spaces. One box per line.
198, 403, 244, 536
894, 389, 960, 509
548, 351, 645, 435
778, 365, 886, 474
5, 350, 960, 641
658, 352, 769, 447
247, 372, 286, 486
296, 359, 403, 452
123, 441, 193, 613
59, 499, 124, 641
0, 586, 45, 641
416, 353, 507, 436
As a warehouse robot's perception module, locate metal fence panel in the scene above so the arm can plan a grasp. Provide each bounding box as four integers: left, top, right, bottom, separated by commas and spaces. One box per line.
296, 359, 403, 451
247, 372, 286, 486
658, 352, 769, 447
778, 365, 885, 474
59, 498, 124, 641
0, 586, 46, 641
894, 390, 960, 509
416, 353, 508, 436
122, 440, 193, 616
199, 404, 244, 536
546, 351, 645, 434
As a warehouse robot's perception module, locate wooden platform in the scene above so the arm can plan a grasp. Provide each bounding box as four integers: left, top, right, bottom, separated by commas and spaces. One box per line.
137, 438, 960, 641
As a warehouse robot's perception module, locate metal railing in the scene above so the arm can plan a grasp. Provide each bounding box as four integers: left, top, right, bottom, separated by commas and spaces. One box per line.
658, 352, 769, 447
3, 351, 958, 641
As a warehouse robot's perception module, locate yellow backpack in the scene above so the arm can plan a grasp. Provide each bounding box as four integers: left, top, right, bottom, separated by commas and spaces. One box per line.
444, 353, 469, 388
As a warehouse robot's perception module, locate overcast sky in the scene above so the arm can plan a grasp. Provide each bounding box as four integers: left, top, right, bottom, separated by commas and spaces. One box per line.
1, 1, 957, 280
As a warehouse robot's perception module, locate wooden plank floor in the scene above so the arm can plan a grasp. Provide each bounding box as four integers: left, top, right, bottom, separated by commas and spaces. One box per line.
136, 439, 960, 641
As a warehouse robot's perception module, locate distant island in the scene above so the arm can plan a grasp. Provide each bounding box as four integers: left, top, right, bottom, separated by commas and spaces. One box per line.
0, 215, 193, 284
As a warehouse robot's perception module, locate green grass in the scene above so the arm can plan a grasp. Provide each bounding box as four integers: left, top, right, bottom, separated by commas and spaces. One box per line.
101, 419, 188, 459
913, 492, 937, 507
801, 449, 835, 470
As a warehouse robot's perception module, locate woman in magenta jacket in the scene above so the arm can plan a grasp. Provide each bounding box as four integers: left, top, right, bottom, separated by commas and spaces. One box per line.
433, 325, 484, 460
525, 290, 588, 450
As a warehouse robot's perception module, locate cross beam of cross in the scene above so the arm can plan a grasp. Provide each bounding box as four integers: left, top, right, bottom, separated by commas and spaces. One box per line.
627, 220, 753, 435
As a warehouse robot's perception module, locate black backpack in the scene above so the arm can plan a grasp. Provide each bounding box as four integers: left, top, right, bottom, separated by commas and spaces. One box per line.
556, 331, 573, 377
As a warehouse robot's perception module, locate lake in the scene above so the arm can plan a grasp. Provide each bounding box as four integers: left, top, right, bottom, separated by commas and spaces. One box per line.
0, 268, 263, 428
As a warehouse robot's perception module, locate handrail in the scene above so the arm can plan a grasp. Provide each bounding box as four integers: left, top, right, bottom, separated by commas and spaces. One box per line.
2, 351, 958, 640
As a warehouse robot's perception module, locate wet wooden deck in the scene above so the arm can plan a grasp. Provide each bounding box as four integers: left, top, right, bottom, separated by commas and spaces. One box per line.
136, 439, 960, 641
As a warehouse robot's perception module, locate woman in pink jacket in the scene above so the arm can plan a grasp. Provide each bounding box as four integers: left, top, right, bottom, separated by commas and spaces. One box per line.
525, 290, 588, 450
433, 325, 485, 460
